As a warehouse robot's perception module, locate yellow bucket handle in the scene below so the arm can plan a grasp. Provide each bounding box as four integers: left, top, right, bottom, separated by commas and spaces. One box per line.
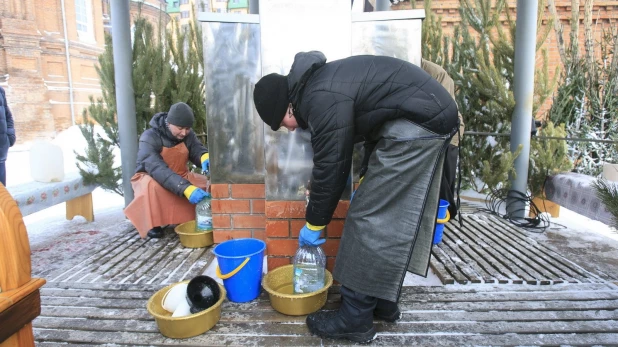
216, 257, 250, 279
436, 210, 450, 224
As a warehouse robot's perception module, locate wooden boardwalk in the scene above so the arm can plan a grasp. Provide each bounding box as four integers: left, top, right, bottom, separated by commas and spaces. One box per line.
30, 205, 618, 346
430, 210, 605, 285
34, 282, 618, 346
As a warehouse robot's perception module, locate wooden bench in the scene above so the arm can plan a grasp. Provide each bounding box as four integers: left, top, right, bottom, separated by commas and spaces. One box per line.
6, 172, 98, 222
544, 172, 616, 225
0, 184, 46, 346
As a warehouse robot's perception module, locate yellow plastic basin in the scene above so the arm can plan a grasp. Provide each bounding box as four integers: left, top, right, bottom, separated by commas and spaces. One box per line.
262, 264, 333, 316
174, 220, 213, 248
146, 280, 226, 339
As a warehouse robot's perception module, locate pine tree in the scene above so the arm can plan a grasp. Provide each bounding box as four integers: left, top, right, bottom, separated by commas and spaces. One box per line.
424, 0, 556, 192
76, 8, 206, 196
546, 0, 618, 175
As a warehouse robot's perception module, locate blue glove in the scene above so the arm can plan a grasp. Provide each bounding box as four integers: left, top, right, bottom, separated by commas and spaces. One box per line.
299, 224, 326, 247
201, 153, 210, 175
189, 188, 209, 204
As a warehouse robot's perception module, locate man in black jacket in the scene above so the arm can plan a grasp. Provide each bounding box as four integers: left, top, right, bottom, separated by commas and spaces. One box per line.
0, 86, 16, 186
254, 51, 459, 343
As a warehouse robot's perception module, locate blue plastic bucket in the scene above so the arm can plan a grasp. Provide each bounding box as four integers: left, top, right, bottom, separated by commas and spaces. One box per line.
213, 238, 265, 303
433, 199, 450, 245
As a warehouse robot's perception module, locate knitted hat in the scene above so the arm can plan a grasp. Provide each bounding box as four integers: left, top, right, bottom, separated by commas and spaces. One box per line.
253, 73, 289, 131
167, 102, 195, 128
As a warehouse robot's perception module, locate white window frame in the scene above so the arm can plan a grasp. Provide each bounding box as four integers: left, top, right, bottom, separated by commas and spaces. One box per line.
75, 0, 95, 43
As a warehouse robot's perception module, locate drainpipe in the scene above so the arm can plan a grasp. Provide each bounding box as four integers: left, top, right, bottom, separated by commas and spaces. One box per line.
60, 0, 76, 126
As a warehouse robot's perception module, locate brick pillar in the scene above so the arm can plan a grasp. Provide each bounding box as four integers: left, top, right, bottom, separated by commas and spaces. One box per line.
211, 184, 266, 243
264, 200, 349, 273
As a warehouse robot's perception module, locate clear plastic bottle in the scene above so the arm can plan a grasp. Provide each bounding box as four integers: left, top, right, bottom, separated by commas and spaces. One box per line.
195, 195, 213, 232
293, 245, 326, 294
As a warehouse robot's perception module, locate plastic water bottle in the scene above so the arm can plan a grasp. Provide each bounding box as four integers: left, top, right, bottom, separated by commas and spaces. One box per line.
195, 195, 213, 232
293, 246, 326, 294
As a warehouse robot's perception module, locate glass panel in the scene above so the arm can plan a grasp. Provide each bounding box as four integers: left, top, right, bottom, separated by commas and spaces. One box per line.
202, 21, 264, 184
259, 0, 352, 201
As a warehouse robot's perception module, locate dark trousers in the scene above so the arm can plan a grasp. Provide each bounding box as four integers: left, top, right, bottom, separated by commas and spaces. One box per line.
439, 144, 459, 218
0, 161, 5, 186
339, 286, 376, 326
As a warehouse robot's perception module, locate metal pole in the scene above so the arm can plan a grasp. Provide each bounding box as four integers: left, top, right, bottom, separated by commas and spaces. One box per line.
507, 0, 538, 218
249, 0, 259, 14
110, 0, 138, 206
375, 0, 391, 11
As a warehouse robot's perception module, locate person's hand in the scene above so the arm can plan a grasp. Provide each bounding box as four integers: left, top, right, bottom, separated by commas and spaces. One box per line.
299, 224, 325, 247
188, 187, 209, 204
201, 153, 210, 175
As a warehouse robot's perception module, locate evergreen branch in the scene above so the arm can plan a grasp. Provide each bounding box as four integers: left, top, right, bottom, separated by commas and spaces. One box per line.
592, 178, 618, 228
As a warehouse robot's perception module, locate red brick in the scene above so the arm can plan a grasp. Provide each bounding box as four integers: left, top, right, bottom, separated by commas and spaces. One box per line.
211, 184, 229, 198
326, 220, 344, 238
326, 257, 336, 274
267, 257, 291, 271
252, 199, 265, 214
266, 239, 298, 257
252, 229, 265, 241
332, 201, 350, 219
213, 230, 252, 243
212, 214, 231, 229
231, 184, 265, 199
266, 201, 306, 218
233, 215, 266, 229
322, 239, 341, 257
212, 200, 250, 214
290, 219, 306, 238
265, 220, 289, 238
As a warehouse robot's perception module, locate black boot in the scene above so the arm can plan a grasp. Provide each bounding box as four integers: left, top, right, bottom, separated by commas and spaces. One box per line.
306, 286, 377, 343
374, 298, 402, 322
147, 226, 164, 238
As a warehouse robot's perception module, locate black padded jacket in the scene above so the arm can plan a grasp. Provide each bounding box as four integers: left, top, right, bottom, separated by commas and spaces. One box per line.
288, 51, 459, 226
134, 112, 208, 196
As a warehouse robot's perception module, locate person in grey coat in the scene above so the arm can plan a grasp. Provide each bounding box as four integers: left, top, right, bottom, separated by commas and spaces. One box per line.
253, 51, 458, 343
124, 102, 211, 239
0, 86, 16, 186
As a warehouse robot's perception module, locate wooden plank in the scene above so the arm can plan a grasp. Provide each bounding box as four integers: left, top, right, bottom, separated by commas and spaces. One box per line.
460, 218, 541, 284
55, 233, 142, 283
128, 238, 183, 285
397, 290, 618, 303
78, 234, 153, 283
40, 288, 153, 300
395, 309, 618, 322
34, 328, 323, 346
431, 246, 470, 284
376, 320, 618, 334
428, 255, 455, 285
102, 237, 165, 283
40, 306, 151, 320
0, 290, 41, 342
372, 333, 618, 346
487, 215, 604, 281
445, 221, 523, 283
398, 299, 618, 311
66, 192, 94, 222
434, 235, 483, 283
170, 248, 215, 283
43, 226, 136, 281
474, 216, 580, 283
145, 244, 202, 285
442, 224, 503, 283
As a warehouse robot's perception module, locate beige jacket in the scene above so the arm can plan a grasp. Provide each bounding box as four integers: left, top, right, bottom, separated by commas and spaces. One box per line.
421, 59, 464, 146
